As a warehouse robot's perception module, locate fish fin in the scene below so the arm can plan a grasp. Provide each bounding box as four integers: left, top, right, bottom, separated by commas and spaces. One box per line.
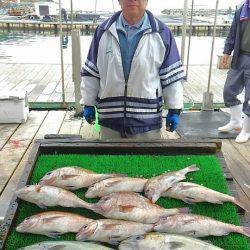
61, 174, 80, 180
183, 197, 197, 204
233, 198, 247, 211
105, 180, 123, 188
111, 173, 127, 178
42, 216, 63, 223
47, 245, 66, 250
109, 235, 123, 245
36, 203, 47, 209
118, 205, 136, 213
46, 231, 63, 238
168, 241, 185, 249
65, 185, 76, 189
238, 226, 250, 237
177, 207, 192, 214
186, 230, 198, 237
35, 185, 42, 192
103, 224, 118, 230
186, 164, 199, 173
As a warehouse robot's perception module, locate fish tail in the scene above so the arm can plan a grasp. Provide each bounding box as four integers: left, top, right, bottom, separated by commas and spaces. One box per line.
185, 164, 199, 173
177, 207, 192, 214
233, 198, 248, 211
79, 200, 94, 211
110, 173, 127, 177
235, 226, 250, 237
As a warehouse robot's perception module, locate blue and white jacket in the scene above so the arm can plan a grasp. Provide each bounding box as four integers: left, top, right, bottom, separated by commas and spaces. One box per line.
80, 11, 184, 135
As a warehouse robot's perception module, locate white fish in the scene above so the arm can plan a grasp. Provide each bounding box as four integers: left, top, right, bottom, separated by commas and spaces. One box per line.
85, 177, 147, 198
16, 211, 93, 237
18, 241, 113, 250
90, 192, 190, 224
162, 182, 246, 210
76, 219, 153, 245
119, 233, 223, 250
39, 166, 125, 190
144, 165, 199, 203
15, 185, 92, 209
154, 214, 250, 238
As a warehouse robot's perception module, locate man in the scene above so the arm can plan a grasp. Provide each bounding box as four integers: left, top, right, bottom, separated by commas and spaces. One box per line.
80, 0, 184, 140
218, 0, 250, 143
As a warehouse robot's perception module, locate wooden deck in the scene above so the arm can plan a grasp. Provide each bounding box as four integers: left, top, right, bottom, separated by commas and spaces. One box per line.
0, 110, 249, 225
0, 63, 227, 104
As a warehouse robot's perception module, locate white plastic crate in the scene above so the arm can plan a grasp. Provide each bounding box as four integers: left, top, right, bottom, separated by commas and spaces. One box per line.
0, 91, 29, 123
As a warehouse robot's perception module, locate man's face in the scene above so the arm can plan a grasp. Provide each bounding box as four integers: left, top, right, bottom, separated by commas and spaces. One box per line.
118, 0, 148, 16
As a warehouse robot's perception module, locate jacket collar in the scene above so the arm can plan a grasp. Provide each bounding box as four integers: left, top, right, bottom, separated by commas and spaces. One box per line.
99, 10, 161, 33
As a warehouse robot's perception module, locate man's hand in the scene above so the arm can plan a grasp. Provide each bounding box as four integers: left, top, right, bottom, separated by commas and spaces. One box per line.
166, 110, 181, 132
83, 106, 95, 124
221, 54, 230, 67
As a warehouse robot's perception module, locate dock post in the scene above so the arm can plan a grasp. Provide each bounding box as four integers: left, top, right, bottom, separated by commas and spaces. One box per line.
59, 0, 66, 107
181, 0, 188, 65
71, 29, 82, 114
202, 0, 219, 110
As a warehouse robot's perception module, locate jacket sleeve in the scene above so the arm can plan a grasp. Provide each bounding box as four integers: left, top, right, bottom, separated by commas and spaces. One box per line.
80, 26, 104, 106
159, 28, 184, 109
223, 12, 237, 55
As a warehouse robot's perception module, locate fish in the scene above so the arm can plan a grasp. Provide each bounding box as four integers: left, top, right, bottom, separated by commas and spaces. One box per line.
16, 211, 93, 238
85, 177, 148, 198
154, 214, 250, 238
89, 192, 190, 224
119, 233, 223, 250
162, 182, 247, 210
18, 241, 113, 250
144, 165, 199, 203
15, 185, 93, 209
39, 166, 125, 190
76, 219, 153, 245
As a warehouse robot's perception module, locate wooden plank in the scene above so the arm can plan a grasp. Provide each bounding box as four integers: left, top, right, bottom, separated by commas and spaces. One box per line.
36, 64, 63, 102
222, 140, 250, 199
48, 64, 71, 102
35, 110, 66, 139
0, 142, 41, 248
230, 140, 250, 164
27, 64, 52, 102
1, 64, 35, 92
0, 124, 19, 151
0, 111, 66, 223
234, 181, 250, 221
0, 111, 48, 194
22, 64, 48, 95
59, 111, 82, 135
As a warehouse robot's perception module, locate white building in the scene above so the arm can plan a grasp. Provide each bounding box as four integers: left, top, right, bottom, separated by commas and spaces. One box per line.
34, 1, 58, 17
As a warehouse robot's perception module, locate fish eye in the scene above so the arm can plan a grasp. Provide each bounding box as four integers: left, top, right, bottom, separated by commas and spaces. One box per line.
82, 225, 88, 229
135, 236, 142, 240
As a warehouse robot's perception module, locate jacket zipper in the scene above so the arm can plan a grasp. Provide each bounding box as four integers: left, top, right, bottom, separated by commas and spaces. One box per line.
108, 29, 150, 136
156, 88, 160, 112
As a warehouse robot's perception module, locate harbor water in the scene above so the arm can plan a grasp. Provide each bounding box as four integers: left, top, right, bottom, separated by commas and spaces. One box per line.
0, 29, 227, 65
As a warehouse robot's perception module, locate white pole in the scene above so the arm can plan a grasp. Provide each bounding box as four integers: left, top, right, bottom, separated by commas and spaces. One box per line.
181, 0, 189, 65
70, 0, 73, 30
71, 30, 82, 114
112, 0, 115, 13
59, 0, 66, 106
94, 0, 98, 24
207, 0, 219, 93
186, 0, 194, 79
202, 0, 219, 110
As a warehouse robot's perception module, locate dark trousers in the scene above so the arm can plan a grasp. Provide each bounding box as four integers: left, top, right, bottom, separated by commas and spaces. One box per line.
224, 55, 250, 117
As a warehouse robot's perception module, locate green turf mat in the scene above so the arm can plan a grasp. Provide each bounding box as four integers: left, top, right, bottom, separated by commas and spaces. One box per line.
5, 154, 250, 250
